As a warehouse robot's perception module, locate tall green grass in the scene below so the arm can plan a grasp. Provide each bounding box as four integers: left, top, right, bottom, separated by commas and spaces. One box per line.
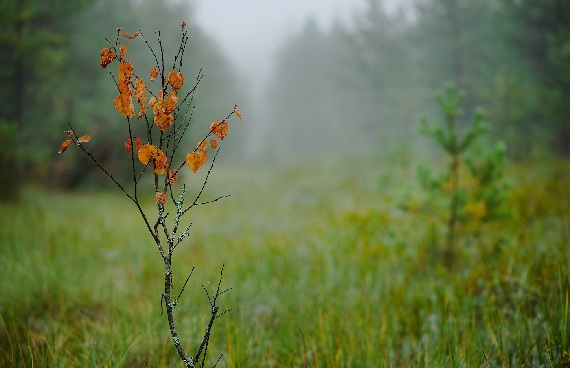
1, 159, 568, 367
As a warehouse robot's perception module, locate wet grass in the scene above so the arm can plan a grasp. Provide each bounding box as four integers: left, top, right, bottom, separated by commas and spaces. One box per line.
1, 158, 569, 367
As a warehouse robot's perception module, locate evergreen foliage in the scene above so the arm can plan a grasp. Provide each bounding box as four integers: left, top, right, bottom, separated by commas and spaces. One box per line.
262, 0, 570, 160
415, 84, 510, 268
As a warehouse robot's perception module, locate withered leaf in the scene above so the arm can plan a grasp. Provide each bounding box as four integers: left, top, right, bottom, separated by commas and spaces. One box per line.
78, 135, 91, 143
168, 70, 184, 91
149, 67, 158, 82
100, 48, 116, 68
210, 120, 228, 140
168, 170, 177, 184
137, 144, 158, 166
122, 31, 140, 39
153, 150, 169, 175
186, 151, 207, 173
114, 94, 135, 118
58, 140, 72, 154
156, 192, 167, 205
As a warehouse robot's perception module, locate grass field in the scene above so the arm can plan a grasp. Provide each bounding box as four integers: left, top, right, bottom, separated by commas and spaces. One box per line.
1, 157, 569, 367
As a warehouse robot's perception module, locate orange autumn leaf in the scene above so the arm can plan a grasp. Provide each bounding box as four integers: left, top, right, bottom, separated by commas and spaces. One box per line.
137, 144, 158, 166
58, 140, 72, 154
210, 138, 218, 149
118, 60, 134, 81
64, 130, 74, 136
152, 91, 176, 132
156, 192, 167, 205
114, 94, 135, 118
153, 150, 169, 175
147, 95, 157, 109
164, 92, 178, 113
100, 48, 116, 68
78, 135, 91, 143
134, 77, 147, 118
117, 79, 131, 96
168, 70, 184, 91
137, 144, 168, 174
149, 67, 158, 82
234, 103, 243, 120
125, 137, 143, 154
186, 151, 207, 173
181, 21, 187, 28
197, 140, 207, 153
119, 44, 127, 59
210, 120, 228, 140
125, 138, 133, 154
122, 31, 140, 39
154, 111, 174, 132
168, 170, 177, 184
134, 77, 146, 102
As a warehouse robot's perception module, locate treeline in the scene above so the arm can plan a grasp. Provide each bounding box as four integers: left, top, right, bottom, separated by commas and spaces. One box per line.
0, 0, 240, 196
261, 0, 570, 161
2, 0, 569, 197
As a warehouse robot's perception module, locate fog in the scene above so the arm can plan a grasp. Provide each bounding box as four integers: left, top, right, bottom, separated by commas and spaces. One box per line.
191, 0, 417, 160
1, 0, 567, 191
192, 0, 396, 77
183, 0, 567, 161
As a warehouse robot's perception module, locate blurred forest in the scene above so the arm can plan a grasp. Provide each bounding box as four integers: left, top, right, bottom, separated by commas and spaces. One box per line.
0, 0, 240, 197
262, 0, 570, 161
1, 0, 569, 198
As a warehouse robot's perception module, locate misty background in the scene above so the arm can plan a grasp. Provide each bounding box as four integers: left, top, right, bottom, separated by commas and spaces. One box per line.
1, 0, 569, 196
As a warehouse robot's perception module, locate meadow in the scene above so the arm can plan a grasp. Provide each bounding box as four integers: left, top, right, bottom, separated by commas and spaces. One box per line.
1, 157, 569, 367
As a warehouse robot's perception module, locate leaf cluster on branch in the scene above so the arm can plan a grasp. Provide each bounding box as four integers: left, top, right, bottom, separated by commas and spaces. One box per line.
58, 23, 242, 367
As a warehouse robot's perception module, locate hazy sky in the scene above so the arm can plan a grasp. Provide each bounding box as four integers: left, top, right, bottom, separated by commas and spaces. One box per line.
191, 0, 365, 79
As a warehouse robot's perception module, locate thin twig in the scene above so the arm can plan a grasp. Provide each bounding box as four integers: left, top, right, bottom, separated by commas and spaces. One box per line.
176, 267, 195, 302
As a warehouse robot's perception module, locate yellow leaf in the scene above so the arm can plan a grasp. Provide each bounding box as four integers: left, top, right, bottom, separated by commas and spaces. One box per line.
137, 144, 158, 166
153, 111, 174, 132
186, 151, 207, 173
114, 94, 135, 118
153, 150, 169, 175
197, 140, 207, 153
168, 70, 184, 91
164, 92, 178, 113
210, 120, 228, 140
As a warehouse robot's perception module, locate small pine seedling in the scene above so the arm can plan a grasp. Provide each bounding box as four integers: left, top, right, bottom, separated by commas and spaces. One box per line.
416, 84, 509, 269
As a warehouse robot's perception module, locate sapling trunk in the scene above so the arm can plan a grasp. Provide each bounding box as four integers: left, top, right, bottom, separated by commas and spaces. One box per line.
419, 84, 493, 270
445, 152, 460, 268
58, 24, 241, 367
